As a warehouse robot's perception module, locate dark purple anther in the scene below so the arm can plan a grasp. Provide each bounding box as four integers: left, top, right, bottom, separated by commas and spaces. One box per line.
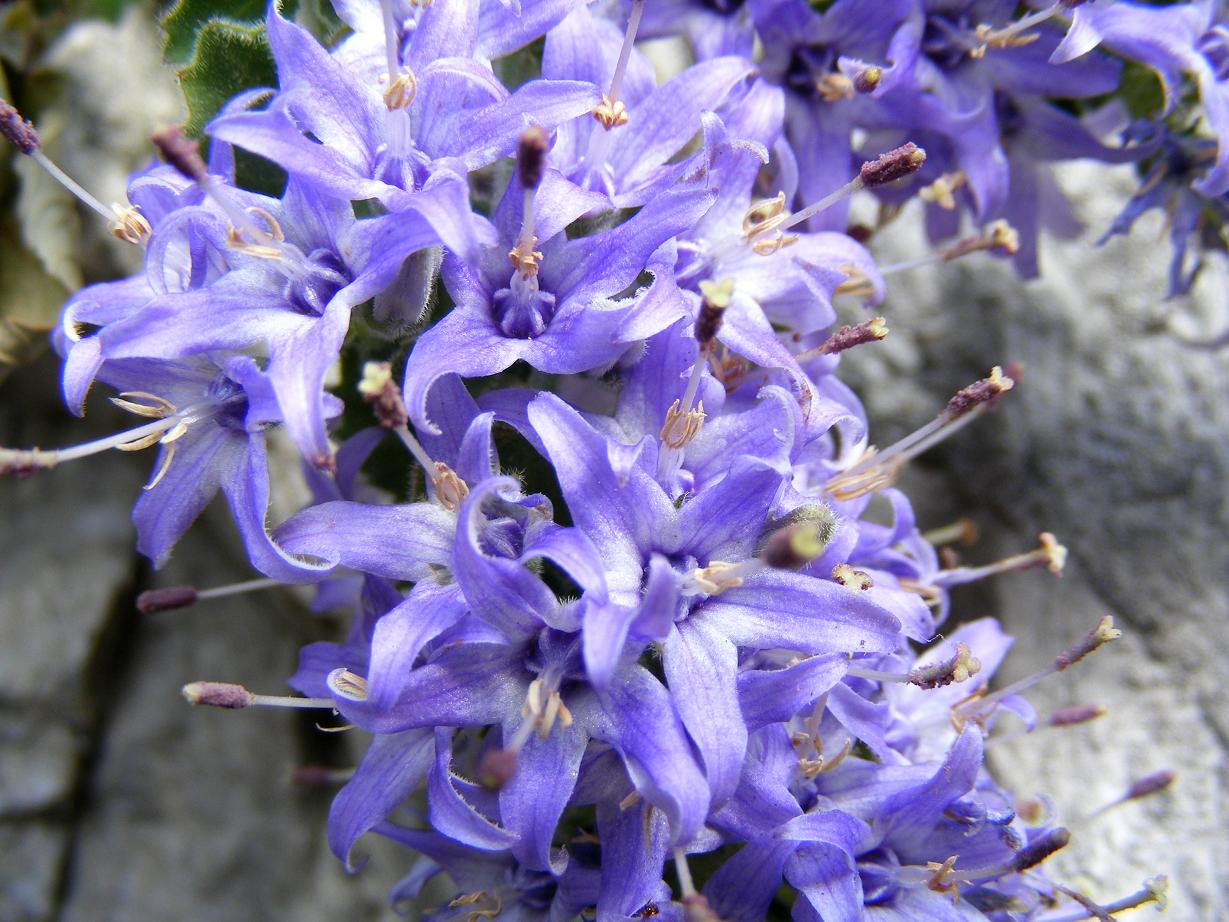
0, 99, 40, 155
182, 681, 254, 709
150, 125, 208, 182
137, 585, 198, 614
944, 366, 1013, 419
860, 142, 926, 187
1012, 827, 1071, 871
1126, 770, 1176, 801
517, 126, 549, 191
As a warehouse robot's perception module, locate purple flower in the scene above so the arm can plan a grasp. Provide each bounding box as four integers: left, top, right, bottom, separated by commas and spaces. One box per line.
89, 354, 336, 578
401, 169, 714, 431
208, 8, 599, 213
95, 177, 462, 466
543, 4, 755, 207
1055, 1, 1229, 194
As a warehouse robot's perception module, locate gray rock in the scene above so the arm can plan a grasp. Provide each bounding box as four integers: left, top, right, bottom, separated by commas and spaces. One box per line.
56, 502, 402, 922
0, 821, 70, 922
0, 355, 144, 919
842, 161, 1229, 916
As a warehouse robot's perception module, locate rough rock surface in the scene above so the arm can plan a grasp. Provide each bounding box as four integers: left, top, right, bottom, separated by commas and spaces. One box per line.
0, 359, 144, 922
841, 160, 1229, 917
0, 356, 406, 921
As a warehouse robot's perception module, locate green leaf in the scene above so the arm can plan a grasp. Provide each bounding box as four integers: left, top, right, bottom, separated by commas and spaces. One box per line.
161, 0, 268, 64
175, 19, 276, 138
1119, 60, 1166, 120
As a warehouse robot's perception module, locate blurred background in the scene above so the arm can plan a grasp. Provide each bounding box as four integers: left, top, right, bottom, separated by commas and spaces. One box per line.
1, 2, 1226, 919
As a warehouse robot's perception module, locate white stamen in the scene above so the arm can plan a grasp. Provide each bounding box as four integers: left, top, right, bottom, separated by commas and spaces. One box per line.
197, 577, 283, 601
31, 149, 115, 222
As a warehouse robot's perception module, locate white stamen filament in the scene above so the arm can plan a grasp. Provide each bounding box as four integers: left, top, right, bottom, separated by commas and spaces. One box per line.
970, 3, 1061, 58
1039, 878, 1167, 922
249, 693, 337, 709
673, 848, 697, 899
31, 149, 116, 222
775, 175, 864, 237
394, 423, 438, 474
586, 0, 646, 173
392, 424, 469, 510
657, 350, 711, 479
380, 0, 401, 83
30, 148, 149, 245
878, 222, 1020, 278
933, 533, 1066, 587
826, 407, 987, 500
512, 183, 539, 277
607, 0, 645, 117
953, 617, 1121, 722
1, 412, 185, 473
196, 577, 283, 602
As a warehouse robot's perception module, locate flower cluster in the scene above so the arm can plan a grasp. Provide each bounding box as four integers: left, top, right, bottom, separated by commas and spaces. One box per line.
1, 0, 1205, 918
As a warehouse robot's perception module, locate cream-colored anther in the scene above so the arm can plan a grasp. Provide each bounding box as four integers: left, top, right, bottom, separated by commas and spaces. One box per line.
742, 193, 787, 237
833, 263, 876, 297
816, 72, 855, 103
924, 856, 961, 896
382, 70, 418, 110
988, 219, 1019, 255
449, 892, 502, 922
741, 192, 800, 256
329, 669, 370, 701
521, 678, 573, 740
507, 237, 544, 278
826, 449, 905, 501
226, 206, 286, 259
660, 398, 706, 450
969, 22, 1043, 59
1038, 532, 1067, 574
430, 462, 470, 512
706, 346, 749, 392
751, 232, 800, 256
691, 561, 745, 595
109, 204, 151, 245
110, 391, 177, 419
593, 95, 629, 129
832, 563, 873, 592
918, 171, 966, 210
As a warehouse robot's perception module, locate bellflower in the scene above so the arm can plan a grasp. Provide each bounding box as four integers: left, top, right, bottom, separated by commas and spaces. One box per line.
401, 167, 713, 431
89, 353, 337, 578
542, 4, 755, 207
1055, 0, 1229, 195
208, 7, 599, 221
96, 177, 463, 466
877, 0, 1121, 221
751, 0, 914, 231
